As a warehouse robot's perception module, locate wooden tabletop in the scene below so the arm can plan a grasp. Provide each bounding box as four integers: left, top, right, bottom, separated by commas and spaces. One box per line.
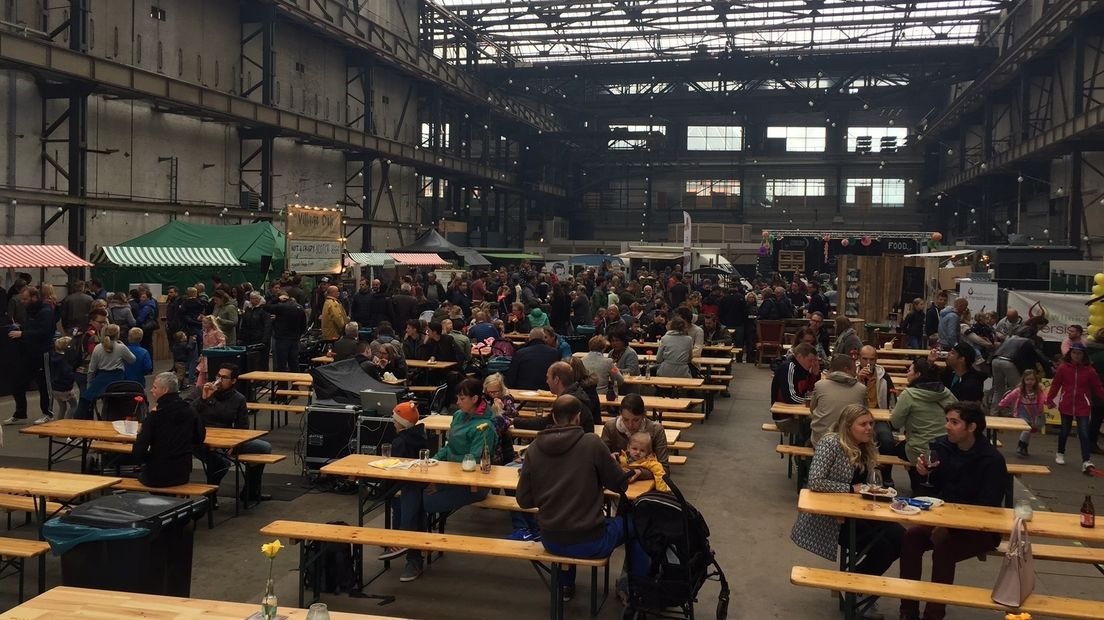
797, 488, 1104, 544
769, 403, 1030, 432
311, 355, 333, 364
0, 468, 121, 501
622, 375, 704, 388
631, 342, 738, 355
22, 419, 268, 450
878, 347, 945, 358
635, 354, 732, 367
238, 370, 313, 384
512, 389, 702, 411
0, 586, 404, 619
405, 359, 458, 370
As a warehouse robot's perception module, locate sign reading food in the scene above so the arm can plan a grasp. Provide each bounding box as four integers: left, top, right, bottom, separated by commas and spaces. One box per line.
286, 205, 344, 274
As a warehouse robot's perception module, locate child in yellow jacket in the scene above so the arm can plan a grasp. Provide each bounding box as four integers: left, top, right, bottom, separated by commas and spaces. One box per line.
618, 432, 670, 492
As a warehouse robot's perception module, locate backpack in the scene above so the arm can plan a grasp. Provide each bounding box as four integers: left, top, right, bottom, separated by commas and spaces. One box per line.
490, 339, 516, 358
301, 521, 358, 595
622, 478, 730, 619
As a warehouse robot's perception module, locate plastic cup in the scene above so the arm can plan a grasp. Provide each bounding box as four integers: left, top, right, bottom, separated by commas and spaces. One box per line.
418, 449, 431, 473
380, 443, 392, 458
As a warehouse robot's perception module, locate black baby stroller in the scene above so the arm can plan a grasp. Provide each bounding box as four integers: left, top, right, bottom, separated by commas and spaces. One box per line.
621, 477, 729, 620
94, 380, 149, 422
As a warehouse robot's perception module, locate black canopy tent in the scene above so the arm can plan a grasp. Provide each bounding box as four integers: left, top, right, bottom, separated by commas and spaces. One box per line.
388, 229, 490, 267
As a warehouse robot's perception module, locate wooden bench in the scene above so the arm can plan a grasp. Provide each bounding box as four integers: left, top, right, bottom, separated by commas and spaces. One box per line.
0, 537, 52, 602
89, 440, 131, 454
0, 494, 66, 530
407, 385, 440, 393
274, 389, 311, 398
705, 374, 734, 382
237, 454, 286, 467
668, 441, 694, 452
791, 565, 1104, 619
111, 479, 217, 529
247, 402, 306, 429
261, 520, 610, 618
652, 411, 706, 423
668, 455, 687, 466
991, 542, 1104, 572
472, 494, 537, 514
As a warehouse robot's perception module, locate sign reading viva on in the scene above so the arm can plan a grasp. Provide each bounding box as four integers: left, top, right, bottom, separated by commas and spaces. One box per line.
286, 205, 344, 274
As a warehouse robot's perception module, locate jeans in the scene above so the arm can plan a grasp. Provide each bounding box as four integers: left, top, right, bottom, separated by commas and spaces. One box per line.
839, 518, 905, 576
74, 369, 125, 420
873, 421, 898, 485
907, 336, 924, 350
399, 482, 489, 564
12, 352, 50, 418
989, 358, 1020, 415
899, 526, 999, 620
1090, 403, 1104, 449
186, 328, 202, 382
1058, 414, 1092, 462
195, 438, 272, 496
272, 338, 300, 373
1017, 404, 1045, 445
541, 517, 648, 589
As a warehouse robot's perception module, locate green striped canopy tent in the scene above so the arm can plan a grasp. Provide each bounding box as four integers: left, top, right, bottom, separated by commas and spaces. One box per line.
91, 246, 247, 292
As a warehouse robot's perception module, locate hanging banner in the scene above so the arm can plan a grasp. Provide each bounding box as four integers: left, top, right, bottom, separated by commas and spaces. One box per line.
682, 211, 692, 272
957, 281, 998, 315
1006, 290, 1091, 342
286, 205, 344, 274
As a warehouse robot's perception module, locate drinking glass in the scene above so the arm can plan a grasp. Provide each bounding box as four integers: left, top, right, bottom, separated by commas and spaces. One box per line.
866, 469, 883, 508
380, 443, 392, 458
1014, 498, 1034, 521
305, 603, 331, 620
924, 450, 941, 486
418, 449, 431, 473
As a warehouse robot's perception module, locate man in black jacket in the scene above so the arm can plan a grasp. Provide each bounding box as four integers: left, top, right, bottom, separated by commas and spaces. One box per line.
517, 394, 632, 602
940, 343, 986, 401
899, 402, 1006, 620
180, 287, 207, 384
505, 328, 561, 391
390, 283, 418, 329
133, 372, 206, 488
514, 361, 596, 433
192, 364, 273, 504
349, 279, 374, 327
263, 294, 307, 376
366, 279, 392, 328
924, 291, 948, 341
239, 292, 273, 352
4, 287, 55, 425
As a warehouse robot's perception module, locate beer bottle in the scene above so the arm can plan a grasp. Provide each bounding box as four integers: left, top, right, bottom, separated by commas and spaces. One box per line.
1081, 495, 1095, 528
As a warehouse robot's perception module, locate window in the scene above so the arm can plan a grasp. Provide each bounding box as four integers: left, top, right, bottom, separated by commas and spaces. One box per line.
686, 126, 742, 151
846, 127, 910, 152
112, 26, 118, 57
214, 60, 220, 87
686, 180, 740, 196
136, 34, 142, 63
603, 83, 667, 95
150, 6, 167, 20
419, 123, 451, 149
157, 41, 163, 72
608, 124, 665, 150
197, 54, 203, 82
845, 178, 906, 208
422, 177, 449, 197
88, 18, 94, 50
176, 48, 183, 76
764, 178, 826, 203
766, 126, 826, 152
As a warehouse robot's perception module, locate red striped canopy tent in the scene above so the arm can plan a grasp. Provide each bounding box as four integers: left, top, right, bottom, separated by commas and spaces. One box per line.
0, 245, 93, 269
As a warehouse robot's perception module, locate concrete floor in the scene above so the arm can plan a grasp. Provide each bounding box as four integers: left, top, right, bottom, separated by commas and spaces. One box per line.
0, 362, 1101, 619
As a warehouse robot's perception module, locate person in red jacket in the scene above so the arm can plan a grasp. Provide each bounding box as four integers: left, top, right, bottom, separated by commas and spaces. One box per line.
1046, 342, 1104, 473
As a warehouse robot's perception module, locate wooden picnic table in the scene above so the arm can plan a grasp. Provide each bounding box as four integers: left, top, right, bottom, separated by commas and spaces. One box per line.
0, 585, 403, 619
635, 354, 733, 367
769, 403, 1029, 433
311, 355, 333, 364
621, 375, 704, 389
238, 370, 313, 384
878, 347, 945, 358
415, 414, 682, 444
405, 359, 458, 370
512, 389, 702, 413
797, 488, 1104, 618
320, 453, 653, 525
630, 342, 738, 355
0, 468, 123, 593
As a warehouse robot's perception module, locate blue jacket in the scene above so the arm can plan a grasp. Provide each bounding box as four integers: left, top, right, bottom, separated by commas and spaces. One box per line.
937, 307, 959, 348
135, 299, 158, 326
556, 335, 571, 360
123, 343, 153, 386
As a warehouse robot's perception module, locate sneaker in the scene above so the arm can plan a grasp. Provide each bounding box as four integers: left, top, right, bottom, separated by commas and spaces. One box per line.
1016, 442, 1028, 458
859, 600, 885, 620
33, 415, 53, 425
1083, 461, 1096, 474
1056, 453, 1066, 465
505, 527, 539, 542
378, 546, 408, 561
1, 416, 28, 425
399, 560, 423, 582
561, 585, 575, 602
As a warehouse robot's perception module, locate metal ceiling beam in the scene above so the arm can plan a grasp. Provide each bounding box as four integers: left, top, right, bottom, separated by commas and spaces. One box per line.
266, 0, 564, 133
0, 30, 565, 197
921, 0, 1104, 138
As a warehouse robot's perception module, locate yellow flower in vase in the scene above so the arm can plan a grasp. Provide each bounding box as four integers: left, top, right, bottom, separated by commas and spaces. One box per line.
260, 539, 283, 620
261, 539, 283, 559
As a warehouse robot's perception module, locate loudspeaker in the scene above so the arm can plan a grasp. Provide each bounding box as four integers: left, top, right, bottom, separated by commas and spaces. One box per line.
303, 405, 396, 472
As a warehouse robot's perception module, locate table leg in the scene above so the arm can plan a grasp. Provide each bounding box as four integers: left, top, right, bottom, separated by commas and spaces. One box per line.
34, 496, 46, 595
549, 561, 561, 620
233, 455, 241, 516
844, 518, 856, 620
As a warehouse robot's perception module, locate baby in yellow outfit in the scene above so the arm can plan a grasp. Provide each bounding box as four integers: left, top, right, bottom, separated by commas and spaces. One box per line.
618, 432, 670, 492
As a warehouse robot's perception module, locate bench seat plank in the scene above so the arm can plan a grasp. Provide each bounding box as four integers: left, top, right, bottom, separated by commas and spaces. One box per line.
472, 495, 537, 514
261, 520, 608, 567
0, 494, 64, 516
89, 440, 132, 454
994, 542, 1104, 564
775, 445, 1050, 476
237, 454, 287, 466
247, 402, 306, 414
274, 390, 311, 398
791, 566, 1104, 619
112, 478, 217, 497
0, 538, 52, 558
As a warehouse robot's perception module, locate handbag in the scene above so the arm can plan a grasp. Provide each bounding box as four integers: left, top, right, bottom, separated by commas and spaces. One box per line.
991, 517, 1034, 607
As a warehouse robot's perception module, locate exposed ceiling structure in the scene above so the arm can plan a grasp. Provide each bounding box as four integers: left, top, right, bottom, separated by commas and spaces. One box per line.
427, 0, 1010, 64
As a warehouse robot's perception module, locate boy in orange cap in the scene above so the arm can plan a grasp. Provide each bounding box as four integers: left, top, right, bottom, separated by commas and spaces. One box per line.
378, 401, 427, 561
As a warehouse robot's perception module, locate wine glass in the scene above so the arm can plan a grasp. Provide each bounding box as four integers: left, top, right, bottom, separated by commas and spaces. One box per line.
925, 450, 941, 486
866, 469, 883, 508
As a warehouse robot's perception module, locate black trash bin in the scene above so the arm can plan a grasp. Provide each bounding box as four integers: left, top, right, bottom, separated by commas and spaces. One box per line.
43, 493, 206, 596
204, 346, 253, 400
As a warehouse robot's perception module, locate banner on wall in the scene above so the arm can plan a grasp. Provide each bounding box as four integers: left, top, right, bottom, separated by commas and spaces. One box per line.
957, 281, 999, 315
1006, 290, 1090, 342
286, 205, 343, 274
682, 211, 692, 272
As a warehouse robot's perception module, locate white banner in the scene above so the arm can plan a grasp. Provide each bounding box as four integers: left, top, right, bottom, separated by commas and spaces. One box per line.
958, 282, 998, 315
287, 240, 343, 275
286, 205, 344, 274
1006, 290, 1091, 342
682, 211, 692, 271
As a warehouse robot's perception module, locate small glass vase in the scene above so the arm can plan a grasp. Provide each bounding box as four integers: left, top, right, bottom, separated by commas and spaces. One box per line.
261, 578, 278, 620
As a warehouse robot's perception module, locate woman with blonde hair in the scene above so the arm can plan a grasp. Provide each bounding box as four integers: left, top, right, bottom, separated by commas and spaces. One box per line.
78, 323, 136, 419
196, 315, 226, 385
791, 404, 904, 620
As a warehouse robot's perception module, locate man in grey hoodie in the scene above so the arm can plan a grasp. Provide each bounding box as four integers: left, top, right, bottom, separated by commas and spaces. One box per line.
809, 355, 868, 444
518, 394, 631, 602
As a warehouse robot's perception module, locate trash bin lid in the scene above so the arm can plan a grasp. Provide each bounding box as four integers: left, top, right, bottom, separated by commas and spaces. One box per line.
203, 346, 246, 356
62, 493, 199, 530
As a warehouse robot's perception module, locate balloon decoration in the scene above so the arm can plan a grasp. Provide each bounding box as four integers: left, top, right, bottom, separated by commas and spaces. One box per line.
823, 234, 830, 262
861, 235, 872, 247
1089, 272, 1104, 340
758, 230, 773, 256
927, 231, 943, 251
840, 238, 850, 247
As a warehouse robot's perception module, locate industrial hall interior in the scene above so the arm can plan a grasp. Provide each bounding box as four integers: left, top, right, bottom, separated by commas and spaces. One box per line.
3, 0, 1104, 619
